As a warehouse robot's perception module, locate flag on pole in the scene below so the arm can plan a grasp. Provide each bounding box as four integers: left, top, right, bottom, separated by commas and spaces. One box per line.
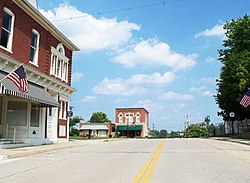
240, 89, 250, 108
6, 65, 28, 93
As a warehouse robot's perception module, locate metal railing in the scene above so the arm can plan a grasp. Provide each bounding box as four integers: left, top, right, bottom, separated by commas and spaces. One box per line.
6, 123, 17, 143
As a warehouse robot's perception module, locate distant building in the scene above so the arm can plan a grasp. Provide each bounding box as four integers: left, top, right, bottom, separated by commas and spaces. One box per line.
115, 108, 149, 137
79, 123, 116, 138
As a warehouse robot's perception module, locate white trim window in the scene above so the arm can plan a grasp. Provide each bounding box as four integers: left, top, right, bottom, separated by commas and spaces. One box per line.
59, 100, 68, 120
50, 43, 69, 82
136, 113, 141, 123
29, 29, 40, 66
118, 113, 123, 123
0, 7, 15, 52
125, 113, 134, 123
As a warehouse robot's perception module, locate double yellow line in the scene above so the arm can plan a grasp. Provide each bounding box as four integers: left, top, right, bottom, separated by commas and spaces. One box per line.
133, 140, 167, 183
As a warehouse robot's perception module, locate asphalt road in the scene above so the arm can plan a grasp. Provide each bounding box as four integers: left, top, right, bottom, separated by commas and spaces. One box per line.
0, 139, 250, 183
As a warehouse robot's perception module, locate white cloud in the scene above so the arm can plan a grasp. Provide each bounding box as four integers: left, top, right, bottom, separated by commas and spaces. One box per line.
111, 38, 198, 71
39, 3, 140, 51
190, 86, 214, 96
129, 71, 175, 85
205, 56, 216, 63
72, 72, 84, 82
194, 24, 225, 39
159, 91, 194, 101
81, 96, 96, 102
200, 77, 217, 84
92, 77, 147, 96
92, 71, 175, 96
202, 90, 213, 97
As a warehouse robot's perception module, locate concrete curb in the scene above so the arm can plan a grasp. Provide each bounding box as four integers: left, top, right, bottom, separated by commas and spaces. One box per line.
0, 138, 121, 160
213, 138, 250, 146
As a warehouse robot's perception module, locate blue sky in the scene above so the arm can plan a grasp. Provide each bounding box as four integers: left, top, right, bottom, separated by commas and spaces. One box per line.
38, 0, 249, 131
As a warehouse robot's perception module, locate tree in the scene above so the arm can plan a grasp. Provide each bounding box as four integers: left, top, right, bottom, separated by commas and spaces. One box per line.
159, 129, 168, 138
89, 112, 111, 123
69, 116, 83, 136
70, 116, 83, 129
185, 123, 209, 138
216, 15, 250, 121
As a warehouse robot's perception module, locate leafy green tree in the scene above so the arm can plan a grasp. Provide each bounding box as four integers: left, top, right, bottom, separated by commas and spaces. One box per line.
169, 131, 180, 138
69, 116, 83, 136
159, 129, 168, 138
216, 15, 250, 120
70, 116, 83, 129
148, 130, 159, 138
185, 124, 209, 138
89, 112, 111, 123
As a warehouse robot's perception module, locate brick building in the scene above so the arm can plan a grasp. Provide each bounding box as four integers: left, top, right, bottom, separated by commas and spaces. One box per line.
79, 123, 116, 138
115, 108, 149, 137
0, 0, 79, 146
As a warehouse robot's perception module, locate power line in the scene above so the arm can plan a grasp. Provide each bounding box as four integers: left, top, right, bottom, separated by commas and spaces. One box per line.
51, 1, 171, 23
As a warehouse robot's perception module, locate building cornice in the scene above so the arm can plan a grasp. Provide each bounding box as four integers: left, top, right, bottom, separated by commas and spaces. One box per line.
12, 0, 80, 52
0, 52, 76, 96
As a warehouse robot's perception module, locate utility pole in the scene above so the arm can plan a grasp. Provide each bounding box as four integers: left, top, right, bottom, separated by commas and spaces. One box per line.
153, 123, 155, 138
184, 114, 189, 130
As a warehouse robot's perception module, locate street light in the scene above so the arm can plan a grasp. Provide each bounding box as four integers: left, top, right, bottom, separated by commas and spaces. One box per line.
230, 112, 235, 135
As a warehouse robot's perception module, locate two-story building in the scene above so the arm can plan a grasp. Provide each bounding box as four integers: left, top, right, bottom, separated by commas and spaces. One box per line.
115, 108, 149, 137
0, 0, 79, 146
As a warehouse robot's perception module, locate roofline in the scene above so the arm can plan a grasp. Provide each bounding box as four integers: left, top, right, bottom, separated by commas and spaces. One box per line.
115, 108, 149, 113
13, 0, 80, 51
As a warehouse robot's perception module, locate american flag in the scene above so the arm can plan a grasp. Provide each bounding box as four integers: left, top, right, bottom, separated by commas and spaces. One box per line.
240, 89, 250, 108
7, 65, 28, 93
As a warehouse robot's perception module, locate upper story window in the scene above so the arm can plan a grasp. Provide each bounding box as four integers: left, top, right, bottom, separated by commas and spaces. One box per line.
136, 113, 141, 123
118, 113, 123, 123
125, 113, 134, 123
50, 43, 69, 82
29, 29, 40, 66
0, 8, 15, 52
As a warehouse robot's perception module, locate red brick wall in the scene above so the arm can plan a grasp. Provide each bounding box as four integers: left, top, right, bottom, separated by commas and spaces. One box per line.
115, 108, 149, 124
0, 1, 73, 86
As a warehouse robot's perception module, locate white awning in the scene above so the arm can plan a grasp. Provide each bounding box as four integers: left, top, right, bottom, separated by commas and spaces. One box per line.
80, 124, 109, 130
0, 72, 58, 107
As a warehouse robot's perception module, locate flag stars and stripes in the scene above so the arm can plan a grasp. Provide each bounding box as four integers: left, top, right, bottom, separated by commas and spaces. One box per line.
6, 65, 28, 93
240, 89, 250, 108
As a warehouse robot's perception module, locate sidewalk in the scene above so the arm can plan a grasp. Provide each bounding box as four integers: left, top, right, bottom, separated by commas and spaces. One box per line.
211, 137, 250, 146
0, 139, 116, 160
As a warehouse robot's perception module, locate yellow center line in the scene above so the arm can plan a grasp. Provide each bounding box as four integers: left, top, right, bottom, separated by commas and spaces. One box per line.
133, 140, 167, 183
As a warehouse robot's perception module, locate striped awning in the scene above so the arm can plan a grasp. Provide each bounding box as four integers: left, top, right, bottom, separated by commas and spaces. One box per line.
0, 72, 58, 107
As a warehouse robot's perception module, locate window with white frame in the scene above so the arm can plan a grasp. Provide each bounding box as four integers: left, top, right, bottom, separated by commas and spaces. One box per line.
30, 103, 40, 127
29, 29, 40, 66
50, 44, 69, 82
0, 8, 14, 51
59, 100, 67, 120
136, 113, 140, 123
125, 113, 134, 123
118, 113, 123, 123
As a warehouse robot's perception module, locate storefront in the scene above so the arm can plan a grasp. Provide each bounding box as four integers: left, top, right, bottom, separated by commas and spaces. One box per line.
0, 72, 58, 144
116, 125, 142, 138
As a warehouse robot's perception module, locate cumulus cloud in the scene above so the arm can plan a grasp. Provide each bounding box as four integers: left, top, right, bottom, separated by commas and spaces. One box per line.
92, 71, 175, 96
80, 96, 97, 102
159, 91, 194, 101
205, 56, 216, 63
39, 3, 140, 51
190, 86, 214, 96
72, 72, 84, 82
129, 71, 175, 85
194, 24, 225, 39
111, 38, 197, 71
200, 77, 217, 84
